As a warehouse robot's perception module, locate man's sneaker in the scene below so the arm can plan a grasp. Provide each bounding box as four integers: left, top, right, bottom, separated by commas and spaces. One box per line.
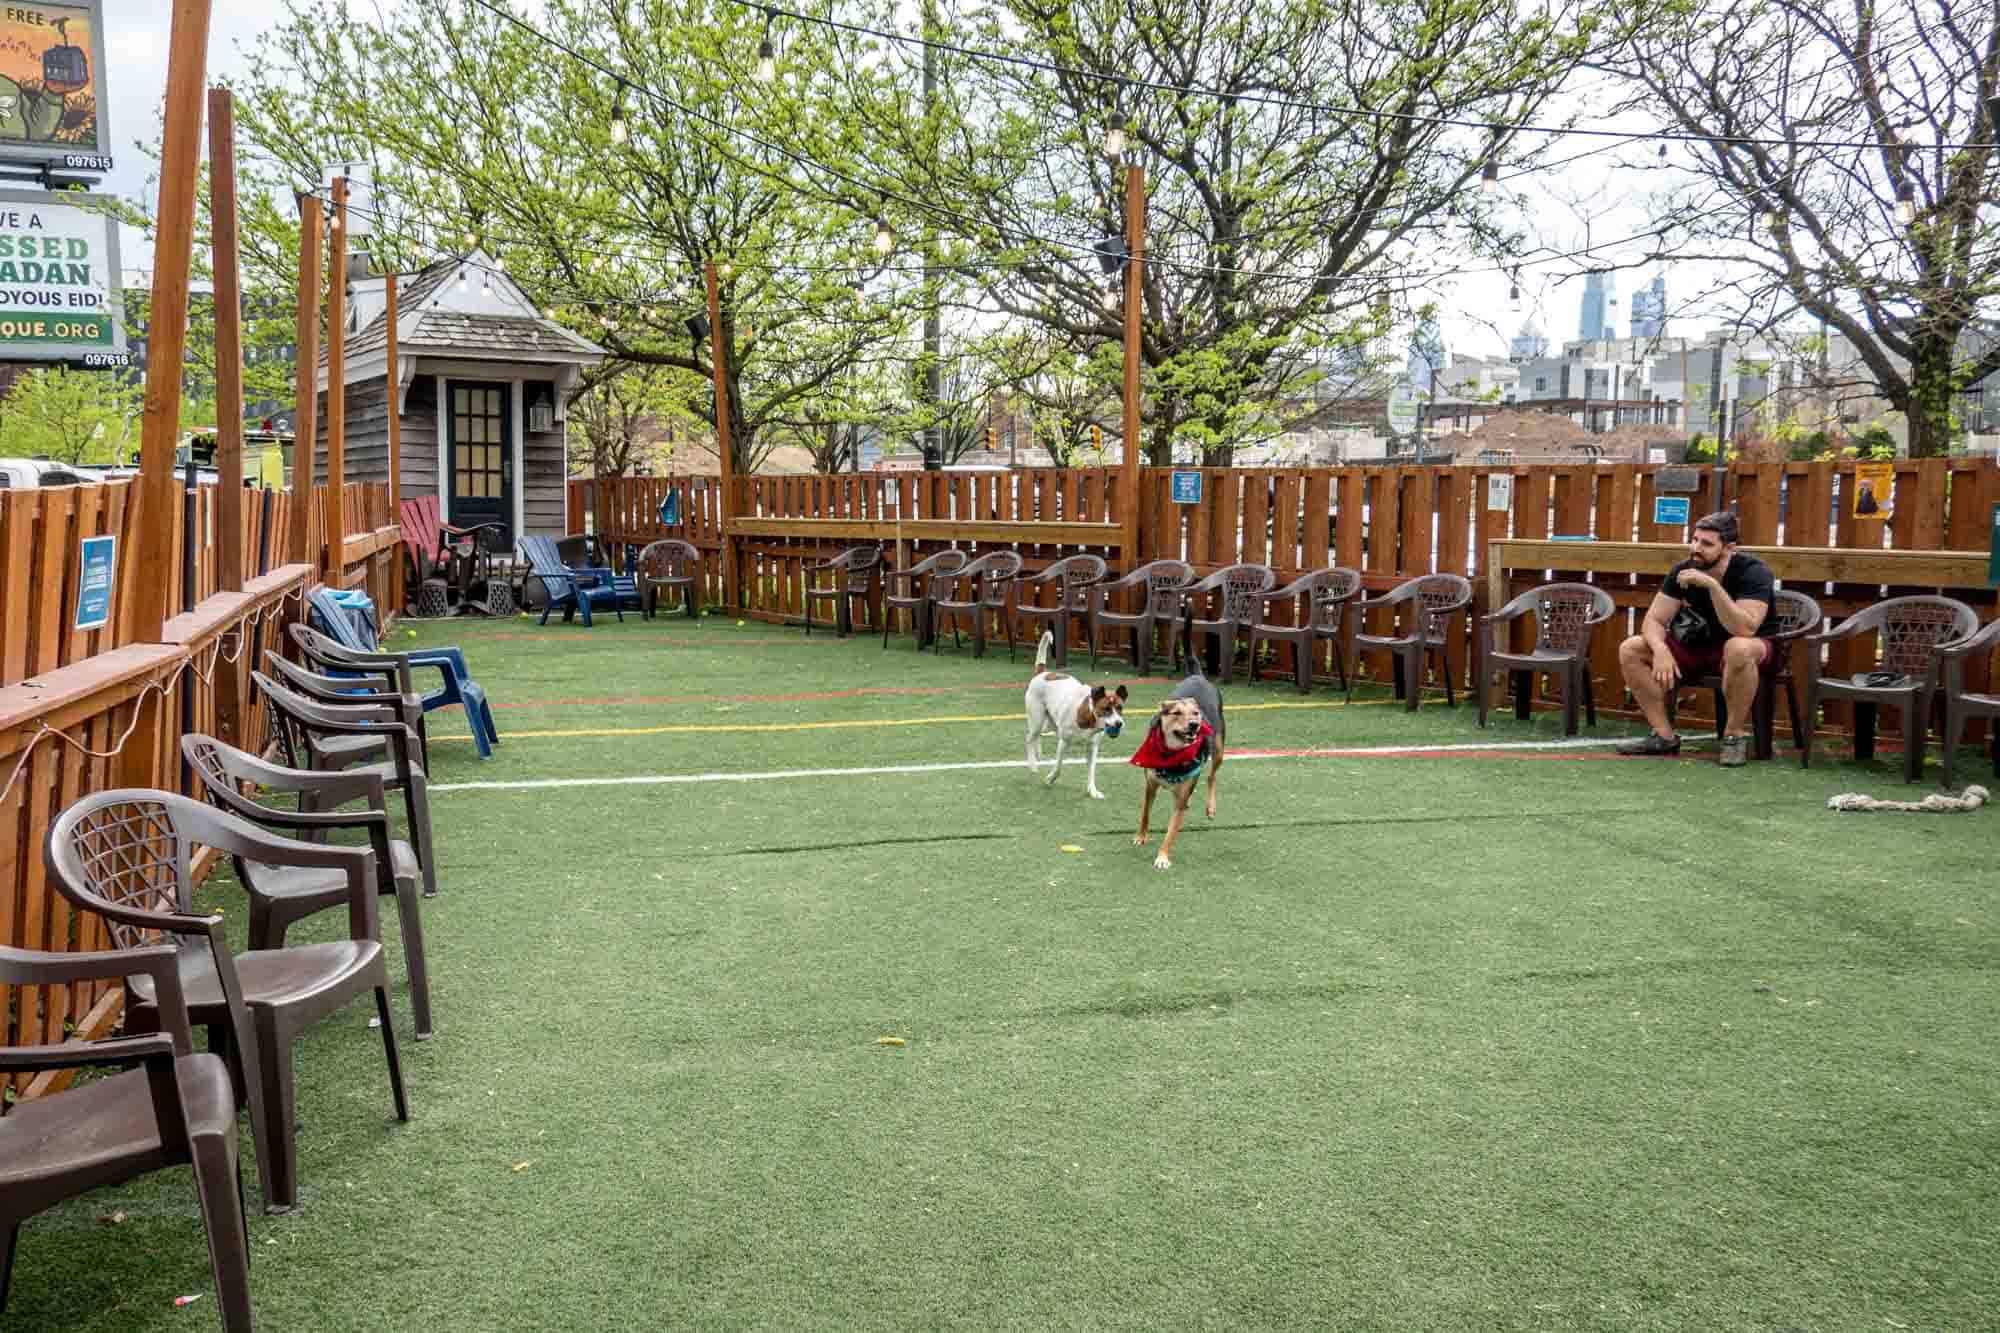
1615, 732, 1681, 756
1718, 735, 1749, 767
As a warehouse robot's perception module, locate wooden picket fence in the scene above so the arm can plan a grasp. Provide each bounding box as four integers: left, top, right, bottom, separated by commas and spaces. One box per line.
578, 459, 1999, 726
0, 478, 397, 1104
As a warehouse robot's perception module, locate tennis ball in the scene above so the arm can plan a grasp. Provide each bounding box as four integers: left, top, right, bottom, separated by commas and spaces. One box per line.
736, 619, 746, 627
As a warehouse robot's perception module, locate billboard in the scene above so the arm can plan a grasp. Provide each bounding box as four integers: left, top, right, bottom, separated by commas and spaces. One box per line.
0, 187, 124, 366
0, 2, 108, 172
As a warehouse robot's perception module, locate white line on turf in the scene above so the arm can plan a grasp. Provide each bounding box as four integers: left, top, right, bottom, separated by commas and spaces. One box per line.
430, 736, 1622, 793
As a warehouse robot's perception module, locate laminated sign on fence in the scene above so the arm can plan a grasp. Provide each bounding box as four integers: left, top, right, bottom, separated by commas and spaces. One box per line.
73, 532, 113, 629
1171, 470, 1202, 504
1653, 496, 1691, 526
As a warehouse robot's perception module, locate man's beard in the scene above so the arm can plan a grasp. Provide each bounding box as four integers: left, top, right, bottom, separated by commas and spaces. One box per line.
1691, 547, 1726, 571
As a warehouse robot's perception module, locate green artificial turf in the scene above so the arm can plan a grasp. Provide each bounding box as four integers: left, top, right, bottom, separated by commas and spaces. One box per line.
10, 612, 1997, 1331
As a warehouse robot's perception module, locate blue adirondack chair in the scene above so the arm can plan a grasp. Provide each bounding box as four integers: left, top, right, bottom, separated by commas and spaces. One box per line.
307, 585, 500, 758
520, 534, 632, 627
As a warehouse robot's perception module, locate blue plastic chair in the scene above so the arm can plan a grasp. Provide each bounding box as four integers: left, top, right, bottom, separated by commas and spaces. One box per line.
307, 586, 499, 758
520, 535, 629, 627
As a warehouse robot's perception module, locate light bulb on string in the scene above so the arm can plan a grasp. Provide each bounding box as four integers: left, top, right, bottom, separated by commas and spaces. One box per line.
872, 217, 896, 256
1103, 112, 1126, 160
609, 85, 629, 145
1895, 184, 1916, 225
1480, 159, 1499, 192
480, 272, 491, 297
455, 268, 467, 294
1100, 284, 1120, 313
756, 36, 777, 82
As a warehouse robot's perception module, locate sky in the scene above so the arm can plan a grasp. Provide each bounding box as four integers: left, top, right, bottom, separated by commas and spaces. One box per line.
98, 2, 1716, 364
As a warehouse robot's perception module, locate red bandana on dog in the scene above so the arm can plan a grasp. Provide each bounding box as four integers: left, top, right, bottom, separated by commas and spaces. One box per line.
1129, 721, 1212, 773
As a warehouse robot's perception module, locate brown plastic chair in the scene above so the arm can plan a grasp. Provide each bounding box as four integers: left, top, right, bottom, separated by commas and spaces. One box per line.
1800, 594, 1978, 783
1012, 554, 1107, 668
637, 539, 703, 621
185, 733, 434, 1040
1347, 574, 1474, 711
804, 544, 882, 637
1247, 567, 1362, 693
46, 790, 409, 1214
262, 647, 428, 766
1671, 589, 1823, 759
1937, 616, 2000, 781
1476, 582, 1616, 736
1089, 559, 1194, 676
933, 551, 1024, 659
255, 663, 439, 899
880, 550, 966, 650
0, 941, 253, 1330
1177, 564, 1278, 680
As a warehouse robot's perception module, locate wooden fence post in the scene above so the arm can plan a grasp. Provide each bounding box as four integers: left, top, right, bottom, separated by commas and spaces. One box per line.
208, 84, 248, 749
292, 194, 322, 568
1120, 163, 1145, 571
326, 177, 349, 588
122, 0, 209, 790
386, 271, 402, 612
706, 260, 738, 610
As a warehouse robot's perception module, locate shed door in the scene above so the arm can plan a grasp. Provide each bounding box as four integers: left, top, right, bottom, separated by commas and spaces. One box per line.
447, 381, 512, 544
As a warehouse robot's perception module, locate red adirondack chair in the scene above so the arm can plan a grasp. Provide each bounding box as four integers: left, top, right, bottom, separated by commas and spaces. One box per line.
400, 496, 506, 616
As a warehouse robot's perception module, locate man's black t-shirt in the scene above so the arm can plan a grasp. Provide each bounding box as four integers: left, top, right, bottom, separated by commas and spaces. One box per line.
1665, 552, 1776, 648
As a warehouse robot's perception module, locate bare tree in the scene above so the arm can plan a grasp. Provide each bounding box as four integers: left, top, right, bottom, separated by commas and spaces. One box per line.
1611, 0, 2000, 455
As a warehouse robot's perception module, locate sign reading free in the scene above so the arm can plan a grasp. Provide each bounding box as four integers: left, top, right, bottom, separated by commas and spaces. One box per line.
0, 187, 124, 362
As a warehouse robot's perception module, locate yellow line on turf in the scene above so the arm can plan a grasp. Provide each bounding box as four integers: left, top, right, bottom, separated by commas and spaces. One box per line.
435, 697, 1399, 741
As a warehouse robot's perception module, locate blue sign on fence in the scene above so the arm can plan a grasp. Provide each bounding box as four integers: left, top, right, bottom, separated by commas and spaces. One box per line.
75, 535, 115, 630
1171, 470, 1203, 504
1653, 495, 1691, 527
658, 489, 680, 526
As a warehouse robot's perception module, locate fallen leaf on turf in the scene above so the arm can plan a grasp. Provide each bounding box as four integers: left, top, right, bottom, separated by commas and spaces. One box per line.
511, 1160, 532, 1172
99, 1210, 127, 1226
1059, 844, 1084, 853
174, 1295, 204, 1308
874, 1035, 906, 1047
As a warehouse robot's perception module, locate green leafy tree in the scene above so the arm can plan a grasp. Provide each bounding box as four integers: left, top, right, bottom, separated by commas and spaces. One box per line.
1610, 0, 2000, 456
0, 367, 141, 463
234, 0, 933, 473
825, 0, 1614, 462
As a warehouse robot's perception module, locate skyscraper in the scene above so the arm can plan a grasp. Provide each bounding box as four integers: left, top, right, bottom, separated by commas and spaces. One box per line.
1630, 274, 1668, 339
1406, 315, 1447, 395
1578, 271, 1615, 342
1508, 321, 1549, 362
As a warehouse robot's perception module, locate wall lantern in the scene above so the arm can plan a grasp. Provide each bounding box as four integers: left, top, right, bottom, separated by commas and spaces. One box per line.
528, 388, 557, 434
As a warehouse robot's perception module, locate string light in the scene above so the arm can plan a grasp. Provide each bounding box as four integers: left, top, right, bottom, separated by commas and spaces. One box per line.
872, 216, 896, 256
1103, 109, 1125, 160
1480, 159, 1499, 192
756, 38, 777, 82
609, 84, 629, 144
456, 267, 468, 293
1895, 184, 1917, 225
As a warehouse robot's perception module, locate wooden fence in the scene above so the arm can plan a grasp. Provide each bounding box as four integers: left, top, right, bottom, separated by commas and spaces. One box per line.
0, 478, 397, 1104
579, 460, 1999, 728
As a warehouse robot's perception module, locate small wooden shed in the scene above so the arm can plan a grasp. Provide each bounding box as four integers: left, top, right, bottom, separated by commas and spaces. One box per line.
316, 253, 608, 545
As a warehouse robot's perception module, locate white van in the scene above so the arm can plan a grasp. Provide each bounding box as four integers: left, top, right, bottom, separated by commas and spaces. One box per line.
0, 459, 90, 488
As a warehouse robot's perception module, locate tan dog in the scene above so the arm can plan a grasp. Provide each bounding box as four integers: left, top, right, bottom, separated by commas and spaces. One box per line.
1130, 610, 1225, 870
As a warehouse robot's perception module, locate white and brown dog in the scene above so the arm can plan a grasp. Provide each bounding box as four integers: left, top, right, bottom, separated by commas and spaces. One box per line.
1024, 631, 1129, 799
1130, 608, 1225, 870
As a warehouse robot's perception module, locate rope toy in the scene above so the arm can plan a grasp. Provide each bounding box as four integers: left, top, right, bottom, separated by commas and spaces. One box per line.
1827, 785, 1989, 813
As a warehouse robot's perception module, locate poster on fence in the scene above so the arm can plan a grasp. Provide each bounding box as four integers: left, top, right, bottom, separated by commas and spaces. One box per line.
1852, 461, 1894, 520
1486, 472, 1514, 511
73, 532, 112, 628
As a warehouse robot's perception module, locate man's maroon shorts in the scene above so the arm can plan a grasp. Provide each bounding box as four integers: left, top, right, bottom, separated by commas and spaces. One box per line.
1665, 635, 1778, 680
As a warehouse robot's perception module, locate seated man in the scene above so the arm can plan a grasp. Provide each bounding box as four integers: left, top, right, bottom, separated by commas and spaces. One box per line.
1615, 510, 1777, 767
